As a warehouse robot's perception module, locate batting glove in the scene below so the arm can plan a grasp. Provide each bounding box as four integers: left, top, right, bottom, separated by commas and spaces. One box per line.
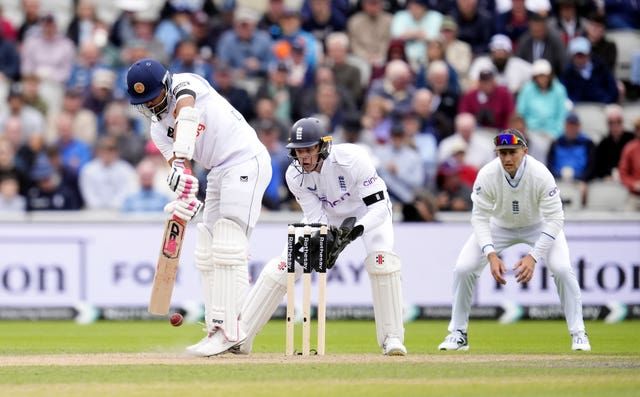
167, 159, 199, 198
164, 197, 203, 222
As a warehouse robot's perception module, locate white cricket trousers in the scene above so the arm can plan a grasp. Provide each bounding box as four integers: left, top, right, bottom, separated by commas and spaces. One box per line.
448, 223, 586, 334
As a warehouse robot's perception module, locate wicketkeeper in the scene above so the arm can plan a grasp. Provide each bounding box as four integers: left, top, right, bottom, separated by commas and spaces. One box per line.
237, 117, 407, 356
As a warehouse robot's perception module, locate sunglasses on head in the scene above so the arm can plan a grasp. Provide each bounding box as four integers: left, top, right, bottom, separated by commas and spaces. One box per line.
494, 133, 525, 147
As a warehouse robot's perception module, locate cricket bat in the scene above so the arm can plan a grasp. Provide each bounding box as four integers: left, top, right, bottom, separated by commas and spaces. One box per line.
148, 216, 187, 315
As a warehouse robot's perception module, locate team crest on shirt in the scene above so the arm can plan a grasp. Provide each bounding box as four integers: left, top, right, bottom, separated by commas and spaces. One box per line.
512, 200, 520, 214
338, 176, 346, 192
167, 126, 174, 138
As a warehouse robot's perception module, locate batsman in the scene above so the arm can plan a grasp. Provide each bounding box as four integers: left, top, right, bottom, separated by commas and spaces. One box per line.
126, 59, 271, 357
238, 117, 407, 356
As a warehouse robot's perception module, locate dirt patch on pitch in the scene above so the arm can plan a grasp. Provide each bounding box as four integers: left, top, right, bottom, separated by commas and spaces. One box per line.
1, 353, 627, 367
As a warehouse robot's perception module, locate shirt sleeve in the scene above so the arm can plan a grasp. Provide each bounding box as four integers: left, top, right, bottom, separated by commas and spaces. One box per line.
531, 172, 564, 262
470, 169, 496, 255
352, 153, 392, 233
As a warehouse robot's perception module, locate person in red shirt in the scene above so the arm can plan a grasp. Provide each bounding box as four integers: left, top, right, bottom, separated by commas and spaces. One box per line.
619, 118, 640, 210
458, 68, 515, 130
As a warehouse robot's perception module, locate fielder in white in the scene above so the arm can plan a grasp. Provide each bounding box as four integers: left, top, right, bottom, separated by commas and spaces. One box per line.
237, 117, 407, 356
126, 59, 271, 356
438, 128, 591, 351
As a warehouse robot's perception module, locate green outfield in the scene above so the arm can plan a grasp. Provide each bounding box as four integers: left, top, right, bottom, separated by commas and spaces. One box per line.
1, 320, 638, 396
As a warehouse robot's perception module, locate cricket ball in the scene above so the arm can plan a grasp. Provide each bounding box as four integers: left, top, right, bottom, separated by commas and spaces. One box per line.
169, 313, 183, 327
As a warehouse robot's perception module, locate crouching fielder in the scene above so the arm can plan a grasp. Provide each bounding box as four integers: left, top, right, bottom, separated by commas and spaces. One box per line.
126, 59, 271, 357
437, 129, 590, 352
238, 117, 407, 356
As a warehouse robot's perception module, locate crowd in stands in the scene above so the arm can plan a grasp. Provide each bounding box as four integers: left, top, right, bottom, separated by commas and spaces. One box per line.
0, 0, 639, 218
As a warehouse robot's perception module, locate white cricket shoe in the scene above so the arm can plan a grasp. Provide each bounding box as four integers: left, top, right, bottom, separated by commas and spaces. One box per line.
571, 331, 591, 351
195, 328, 247, 357
383, 336, 407, 356
438, 330, 469, 351
185, 327, 210, 355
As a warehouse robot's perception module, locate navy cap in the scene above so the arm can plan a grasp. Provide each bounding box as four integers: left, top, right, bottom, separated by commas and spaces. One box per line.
566, 113, 580, 123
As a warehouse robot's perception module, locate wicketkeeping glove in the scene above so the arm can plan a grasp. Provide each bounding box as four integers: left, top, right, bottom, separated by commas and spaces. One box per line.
293, 229, 336, 271
164, 197, 203, 222
326, 217, 364, 268
167, 159, 199, 198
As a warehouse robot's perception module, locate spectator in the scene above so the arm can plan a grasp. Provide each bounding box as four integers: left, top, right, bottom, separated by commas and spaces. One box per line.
361, 94, 394, 145
401, 109, 439, 190
410, 87, 452, 141
332, 111, 378, 149
593, 104, 635, 180
102, 101, 146, 166
561, 36, 618, 104
45, 145, 84, 208
121, 158, 171, 212
439, 16, 472, 88
79, 135, 138, 210
304, 82, 345, 134
126, 13, 170, 65
0, 4, 17, 42
282, 39, 314, 89
374, 124, 425, 209
66, 0, 109, 47
17, 0, 41, 42
0, 26, 20, 82
325, 32, 363, 105
0, 83, 45, 146
424, 60, 459, 140
216, 6, 274, 79
459, 68, 515, 130
20, 74, 47, 116
548, 0, 587, 46
438, 112, 496, 169
255, 119, 290, 210
468, 34, 533, 95
45, 88, 98, 146
0, 173, 26, 212
435, 154, 474, 211
210, 64, 255, 122
547, 112, 596, 183
190, 11, 217, 63
26, 152, 82, 211
494, 0, 535, 48
153, 5, 193, 57
618, 118, 640, 210
251, 96, 289, 142
302, 0, 347, 46
347, 0, 392, 69
584, 12, 617, 73
451, 0, 494, 55
516, 59, 569, 138
294, 65, 357, 124
20, 13, 75, 89
53, 111, 93, 174
272, 8, 321, 70
170, 39, 214, 85
256, 61, 295, 125
390, 0, 444, 70
416, 35, 460, 95
0, 136, 30, 195
67, 41, 110, 94
83, 68, 117, 130
258, 0, 286, 39
516, 12, 566, 76
367, 59, 416, 115
603, 0, 640, 30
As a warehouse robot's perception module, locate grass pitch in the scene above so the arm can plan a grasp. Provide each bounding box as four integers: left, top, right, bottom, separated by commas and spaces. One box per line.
1, 320, 638, 397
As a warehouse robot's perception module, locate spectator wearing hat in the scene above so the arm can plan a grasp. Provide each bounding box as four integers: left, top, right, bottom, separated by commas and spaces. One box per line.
459, 67, 515, 130
390, 0, 444, 70
347, 0, 393, 69
83, 68, 117, 129
548, 0, 587, 47
561, 36, 618, 104
20, 13, 75, 87
282, 38, 314, 88
26, 151, 82, 211
547, 112, 596, 183
435, 150, 475, 212
618, 118, 640, 210
494, 0, 535, 48
439, 15, 472, 88
52, 111, 93, 174
593, 104, 635, 180
468, 33, 533, 94
301, 0, 347, 47
217, 6, 274, 79
516, 58, 569, 138
273, 7, 321, 70
79, 135, 137, 210
153, 4, 194, 57
516, 12, 566, 76
584, 12, 617, 73
450, 0, 494, 56
210, 63, 255, 122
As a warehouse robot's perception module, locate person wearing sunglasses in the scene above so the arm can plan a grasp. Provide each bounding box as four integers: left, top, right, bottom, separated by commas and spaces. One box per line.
438, 128, 590, 352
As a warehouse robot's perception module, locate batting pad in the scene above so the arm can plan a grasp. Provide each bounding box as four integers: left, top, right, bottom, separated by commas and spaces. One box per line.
194, 223, 214, 326
238, 256, 288, 354
207, 219, 249, 341
364, 251, 405, 347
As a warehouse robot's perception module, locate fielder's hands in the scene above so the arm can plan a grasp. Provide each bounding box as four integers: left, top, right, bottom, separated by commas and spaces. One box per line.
164, 197, 203, 222
513, 254, 536, 284
488, 252, 507, 285
167, 159, 199, 197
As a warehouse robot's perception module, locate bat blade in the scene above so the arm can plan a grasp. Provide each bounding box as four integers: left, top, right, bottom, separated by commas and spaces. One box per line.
148, 217, 187, 315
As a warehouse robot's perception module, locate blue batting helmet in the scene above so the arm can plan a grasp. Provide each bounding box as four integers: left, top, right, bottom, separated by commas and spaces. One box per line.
126, 59, 170, 105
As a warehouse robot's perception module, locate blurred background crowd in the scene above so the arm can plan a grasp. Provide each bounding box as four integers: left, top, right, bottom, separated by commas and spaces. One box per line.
0, 0, 639, 220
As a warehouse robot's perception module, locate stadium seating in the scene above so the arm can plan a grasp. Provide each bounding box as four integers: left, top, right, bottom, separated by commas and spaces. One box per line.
606, 30, 640, 82
556, 180, 583, 211
571, 103, 608, 144
622, 102, 640, 130
584, 180, 630, 211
